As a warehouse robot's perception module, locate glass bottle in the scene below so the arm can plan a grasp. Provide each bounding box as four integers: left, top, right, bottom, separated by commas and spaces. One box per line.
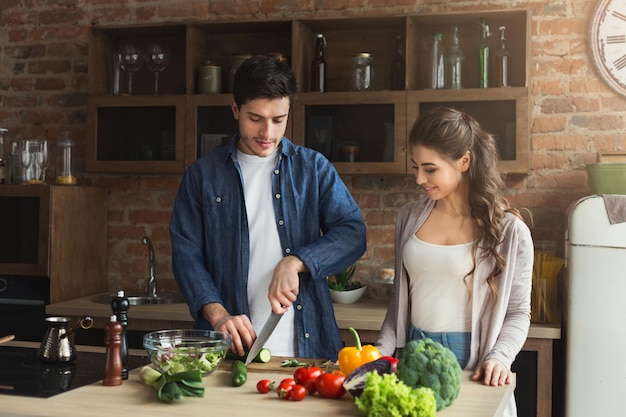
446, 26, 464, 89
430, 33, 445, 89
391, 35, 405, 90
478, 19, 491, 88
0, 128, 7, 185
55, 132, 77, 185
311, 33, 327, 92
352, 53, 374, 91
495, 26, 511, 87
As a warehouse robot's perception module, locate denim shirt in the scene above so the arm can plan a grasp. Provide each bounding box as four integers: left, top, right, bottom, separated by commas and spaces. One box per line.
169, 135, 367, 360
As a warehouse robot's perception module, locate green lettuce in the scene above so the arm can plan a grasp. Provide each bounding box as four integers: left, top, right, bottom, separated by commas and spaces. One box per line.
354, 372, 437, 417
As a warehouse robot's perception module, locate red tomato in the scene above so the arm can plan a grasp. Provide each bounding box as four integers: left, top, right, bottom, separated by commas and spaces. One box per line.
303, 378, 317, 395
277, 378, 296, 399
315, 371, 346, 399
307, 366, 323, 382
293, 367, 311, 385
290, 384, 307, 401
280, 377, 296, 387
256, 379, 274, 394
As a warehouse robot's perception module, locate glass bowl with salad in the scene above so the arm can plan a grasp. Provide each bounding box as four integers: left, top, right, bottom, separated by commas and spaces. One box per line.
143, 329, 231, 375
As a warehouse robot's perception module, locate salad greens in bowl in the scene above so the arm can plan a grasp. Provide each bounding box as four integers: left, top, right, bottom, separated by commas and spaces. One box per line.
143, 329, 231, 375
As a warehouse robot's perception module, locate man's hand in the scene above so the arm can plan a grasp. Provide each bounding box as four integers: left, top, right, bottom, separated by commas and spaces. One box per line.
201, 303, 256, 357
471, 358, 512, 386
268, 256, 308, 314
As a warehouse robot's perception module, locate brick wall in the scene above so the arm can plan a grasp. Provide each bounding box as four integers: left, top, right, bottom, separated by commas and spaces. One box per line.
0, 1, 617, 301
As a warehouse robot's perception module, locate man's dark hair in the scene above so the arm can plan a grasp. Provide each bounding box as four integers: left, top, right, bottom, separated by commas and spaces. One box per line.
233, 55, 297, 108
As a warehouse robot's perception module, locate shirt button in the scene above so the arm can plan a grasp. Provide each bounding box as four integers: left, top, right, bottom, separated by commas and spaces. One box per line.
278, 220, 284, 226
275, 193, 281, 199
296, 304, 302, 310
304, 333, 310, 339
215, 197, 221, 203
285, 248, 291, 254
274, 169, 279, 174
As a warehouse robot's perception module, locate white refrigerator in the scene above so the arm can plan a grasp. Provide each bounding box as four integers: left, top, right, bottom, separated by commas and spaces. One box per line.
564, 195, 626, 417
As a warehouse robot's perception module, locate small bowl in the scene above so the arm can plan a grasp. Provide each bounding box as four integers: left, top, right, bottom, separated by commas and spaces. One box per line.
586, 163, 626, 195
143, 329, 231, 375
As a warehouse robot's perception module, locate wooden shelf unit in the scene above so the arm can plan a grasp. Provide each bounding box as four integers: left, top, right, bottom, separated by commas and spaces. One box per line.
86, 10, 530, 175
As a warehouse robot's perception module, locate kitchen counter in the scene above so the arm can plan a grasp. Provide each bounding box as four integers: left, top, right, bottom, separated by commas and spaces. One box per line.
47, 295, 559, 417
2, 342, 515, 417
46, 295, 561, 339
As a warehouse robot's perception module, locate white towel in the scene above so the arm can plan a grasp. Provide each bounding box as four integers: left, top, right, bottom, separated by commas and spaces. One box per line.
602, 194, 626, 224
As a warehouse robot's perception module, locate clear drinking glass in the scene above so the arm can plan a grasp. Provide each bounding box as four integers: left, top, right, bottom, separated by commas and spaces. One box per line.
146, 43, 170, 94
119, 44, 144, 95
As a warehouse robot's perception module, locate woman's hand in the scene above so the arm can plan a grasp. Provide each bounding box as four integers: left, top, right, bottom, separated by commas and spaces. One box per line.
471, 358, 512, 386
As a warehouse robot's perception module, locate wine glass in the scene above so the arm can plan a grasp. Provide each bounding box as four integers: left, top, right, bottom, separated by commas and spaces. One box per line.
33, 140, 49, 184
19, 140, 34, 184
146, 43, 170, 94
119, 44, 144, 95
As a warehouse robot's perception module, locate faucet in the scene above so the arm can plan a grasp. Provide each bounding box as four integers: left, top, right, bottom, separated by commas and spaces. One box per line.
142, 236, 157, 297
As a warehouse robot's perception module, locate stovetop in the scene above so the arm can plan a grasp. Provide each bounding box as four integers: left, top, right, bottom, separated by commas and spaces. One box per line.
0, 346, 150, 398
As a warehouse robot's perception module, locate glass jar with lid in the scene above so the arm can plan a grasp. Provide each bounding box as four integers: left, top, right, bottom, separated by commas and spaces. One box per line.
351, 53, 374, 91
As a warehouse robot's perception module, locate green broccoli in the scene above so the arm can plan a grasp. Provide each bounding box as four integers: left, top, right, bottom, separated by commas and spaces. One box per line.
396, 338, 462, 411
354, 372, 437, 417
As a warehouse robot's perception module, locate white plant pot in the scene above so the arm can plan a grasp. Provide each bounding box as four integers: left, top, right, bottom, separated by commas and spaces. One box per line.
330, 286, 366, 304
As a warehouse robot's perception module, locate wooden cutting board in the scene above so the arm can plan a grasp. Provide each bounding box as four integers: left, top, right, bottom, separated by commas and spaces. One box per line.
220, 356, 335, 374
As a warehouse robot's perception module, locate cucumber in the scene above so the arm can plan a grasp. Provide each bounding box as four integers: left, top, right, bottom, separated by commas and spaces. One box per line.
231, 360, 247, 387
226, 347, 272, 363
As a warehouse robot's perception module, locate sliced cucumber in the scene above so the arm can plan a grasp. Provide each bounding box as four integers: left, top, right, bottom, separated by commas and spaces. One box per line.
226, 347, 272, 363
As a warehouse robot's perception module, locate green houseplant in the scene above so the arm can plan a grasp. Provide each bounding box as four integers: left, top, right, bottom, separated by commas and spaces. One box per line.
328, 263, 366, 304
328, 263, 362, 291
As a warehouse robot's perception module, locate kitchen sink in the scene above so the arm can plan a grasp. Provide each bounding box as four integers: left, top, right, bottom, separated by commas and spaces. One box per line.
91, 293, 185, 306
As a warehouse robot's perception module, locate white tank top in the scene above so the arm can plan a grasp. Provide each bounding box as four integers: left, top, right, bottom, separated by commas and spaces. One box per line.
402, 235, 472, 332
238, 149, 296, 356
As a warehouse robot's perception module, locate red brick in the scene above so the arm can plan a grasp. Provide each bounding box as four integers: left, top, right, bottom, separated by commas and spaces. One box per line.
208, 0, 260, 15
531, 116, 566, 133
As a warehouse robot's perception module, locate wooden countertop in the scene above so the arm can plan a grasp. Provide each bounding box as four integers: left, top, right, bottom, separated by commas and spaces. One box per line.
2, 342, 515, 417
47, 294, 561, 339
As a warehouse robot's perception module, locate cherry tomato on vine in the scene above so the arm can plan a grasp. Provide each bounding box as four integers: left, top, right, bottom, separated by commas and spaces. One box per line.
289, 384, 307, 401
293, 365, 323, 385
304, 378, 317, 395
293, 367, 310, 385
256, 379, 274, 394
315, 371, 346, 399
277, 378, 296, 399
306, 366, 323, 382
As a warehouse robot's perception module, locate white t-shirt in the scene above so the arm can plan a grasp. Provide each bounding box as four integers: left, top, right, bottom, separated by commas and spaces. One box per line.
238, 149, 296, 356
403, 234, 472, 332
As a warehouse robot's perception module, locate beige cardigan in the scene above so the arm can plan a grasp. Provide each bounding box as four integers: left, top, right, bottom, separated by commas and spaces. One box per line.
376, 198, 533, 417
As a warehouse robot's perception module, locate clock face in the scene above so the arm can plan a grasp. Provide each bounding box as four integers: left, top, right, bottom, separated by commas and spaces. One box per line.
590, 0, 626, 96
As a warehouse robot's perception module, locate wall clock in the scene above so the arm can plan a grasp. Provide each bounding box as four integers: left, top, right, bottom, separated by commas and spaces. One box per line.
589, 0, 626, 96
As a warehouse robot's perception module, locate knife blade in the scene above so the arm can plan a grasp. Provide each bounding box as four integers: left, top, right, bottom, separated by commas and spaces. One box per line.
245, 311, 283, 365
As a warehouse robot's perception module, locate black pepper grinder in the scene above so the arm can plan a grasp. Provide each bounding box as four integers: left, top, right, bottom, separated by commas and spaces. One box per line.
103, 314, 123, 386
111, 290, 129, 380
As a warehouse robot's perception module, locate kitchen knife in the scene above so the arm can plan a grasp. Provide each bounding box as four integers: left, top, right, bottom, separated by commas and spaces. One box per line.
245, 311, 283, 365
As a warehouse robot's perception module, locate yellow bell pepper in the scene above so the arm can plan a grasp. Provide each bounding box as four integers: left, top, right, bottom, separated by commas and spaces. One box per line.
338, 327, 381, 376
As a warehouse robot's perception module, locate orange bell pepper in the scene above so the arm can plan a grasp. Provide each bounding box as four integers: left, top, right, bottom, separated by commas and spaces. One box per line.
338, 327, 381, 376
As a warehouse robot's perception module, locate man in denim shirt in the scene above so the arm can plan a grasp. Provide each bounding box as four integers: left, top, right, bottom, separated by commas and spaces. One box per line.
170, 55, 366, 360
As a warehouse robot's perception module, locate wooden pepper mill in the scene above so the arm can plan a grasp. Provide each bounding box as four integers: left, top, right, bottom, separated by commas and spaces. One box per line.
103, 314, 123, 386
111, 290, 129, 379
